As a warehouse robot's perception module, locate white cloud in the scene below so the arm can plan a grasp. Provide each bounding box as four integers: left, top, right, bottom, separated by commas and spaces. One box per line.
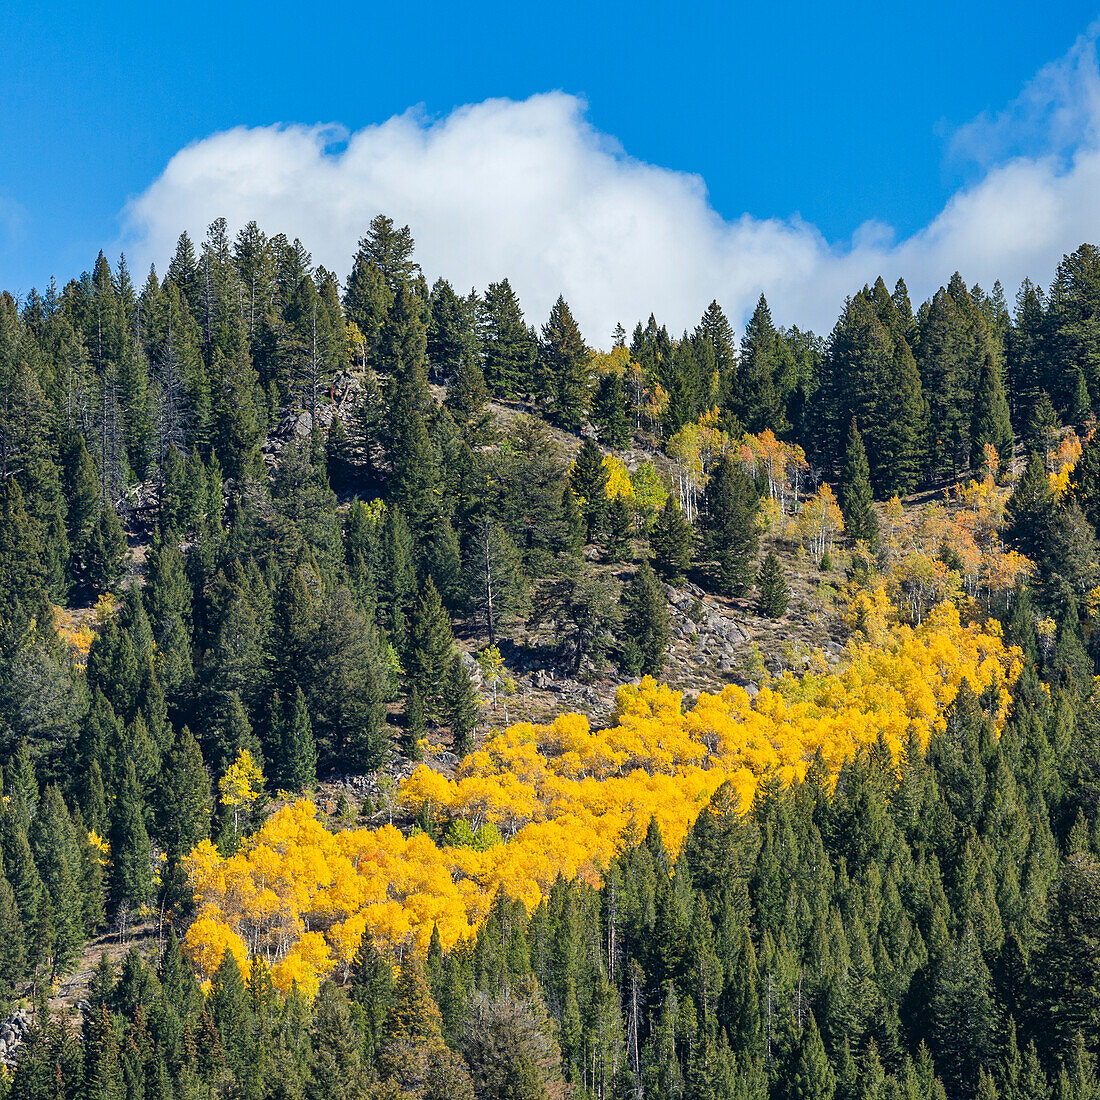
121, 26, 1100, 343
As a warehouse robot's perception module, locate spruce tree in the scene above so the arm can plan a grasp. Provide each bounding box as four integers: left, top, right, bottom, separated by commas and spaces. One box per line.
404, 685, 426, 760
156, 727, 210, 869
86, 500, 127, 593
480, 279, 536, 398
757, 549, 789, 617
605, 494, 634, 561
970, 351, 1014, 474
443, 654, 479, 755
650, 497, 694, 583
590, 372, 631, 448
539, 296, 590, 431
704, 456, 759, 596
1026, 391, 1060, 467
277, 688, 317, 793
570, 439, 609, 542
108, 759, 153, 919
619, 561, 671, 676
406, 579, 456, 722
838, 418, 879, 544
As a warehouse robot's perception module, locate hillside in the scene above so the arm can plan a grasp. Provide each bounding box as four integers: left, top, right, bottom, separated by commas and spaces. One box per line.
2, 219, 1100, 1099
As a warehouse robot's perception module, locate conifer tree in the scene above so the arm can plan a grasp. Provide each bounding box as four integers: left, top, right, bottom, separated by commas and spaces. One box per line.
970, 351, 1014, 474
838, 418, 879, 544
619, 561, 671, 676
463, 519, 526, 646
307, 983, 366, 1100
738, 295, 785, 432
406, 579, 456, 722
404, 685, 427, 760
704, 455, 759, 595
590, 372, 631, 448
480, 279, 536, 398
86, 500, 127, 593
570, 439, 608, 542
156, 726, 211, 869
443, 653, 479, 755
276, 687, 317, 793
757, 549, 789, 617
108, 759, 152, 919
1025, 391, 1060, 467
605, 494, 633, 561
650, 497, 694, 583
539, 296, 590, 431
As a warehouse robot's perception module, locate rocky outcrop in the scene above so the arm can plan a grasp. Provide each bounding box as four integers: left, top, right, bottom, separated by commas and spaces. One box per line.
0, 1008, 31, 1066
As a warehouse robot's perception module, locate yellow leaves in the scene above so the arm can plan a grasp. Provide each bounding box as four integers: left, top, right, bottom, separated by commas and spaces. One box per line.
92, 592, 117, 626
184, 608, 1022, 1002
1050, 430, 1083, 497
185, 913, 250, 986
53, 607, 96, 669
88, 831, 110, 866
271, 931, 331, 1000
797, 484, 844, 563
220, 749, 264, 810
844, 584, 893, 645
603, 456, 635, 501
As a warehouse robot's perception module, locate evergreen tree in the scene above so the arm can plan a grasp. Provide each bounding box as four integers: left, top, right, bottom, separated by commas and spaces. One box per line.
480, 279, 536, 398
156, 726, 211, 869
570, 439, 609, 542
85, 500, 127, 593
406, 579, 456, 722
539, 297, 590, 431
108, 759, 152, 919
443, 653, 479, 754
650, 497, 694, 583
757, 549, 790, 617
591, 372, 631, 449
704, 455, 759, 595
838, 418, 879, 543
619, 561, 671, 676
276, 687, 317, 793
463, 519, 526, 646
970, 350, 1014, 474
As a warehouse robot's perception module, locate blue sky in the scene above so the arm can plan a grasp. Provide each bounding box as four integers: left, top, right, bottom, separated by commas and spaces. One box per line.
3, 2, 1100, 336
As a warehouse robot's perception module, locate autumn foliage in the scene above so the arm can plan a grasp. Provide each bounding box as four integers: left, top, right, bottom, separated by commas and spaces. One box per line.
185, 601, 1021, 996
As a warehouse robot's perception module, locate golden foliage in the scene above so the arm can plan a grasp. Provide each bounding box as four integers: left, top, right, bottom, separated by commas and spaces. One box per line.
184, 603, 1021, 997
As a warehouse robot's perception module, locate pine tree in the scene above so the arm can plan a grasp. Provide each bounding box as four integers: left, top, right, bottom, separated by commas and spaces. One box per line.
757, 549, 789, 617
838, 419, 879, 544
704, 456, 759, 596
1026, 391, 1060, 468
108, 759, 152, 919
591, 372, 631, 448
463, 519, 527, 646
539, 296, 590, 430
307, 983, 366, 1100
156, 727, 210, 869
650, 497, 694, 583
86, 500, 127, 593
0, 874, 25, 1009
404, 685, 427, 760
276, 688, 317, 793
570, 439, 608, 542
443, 653, 479, 755
779, 1013, 836, 1100
619, 561, 671, 676
970, 351, 1014, 474
480, 279, 536, 398
605, 494, 633, 561
406, 579, 456, 722
738, 295, 785, 432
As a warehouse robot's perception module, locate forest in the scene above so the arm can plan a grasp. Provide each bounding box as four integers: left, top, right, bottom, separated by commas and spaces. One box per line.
1, 214, 1100, 1098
